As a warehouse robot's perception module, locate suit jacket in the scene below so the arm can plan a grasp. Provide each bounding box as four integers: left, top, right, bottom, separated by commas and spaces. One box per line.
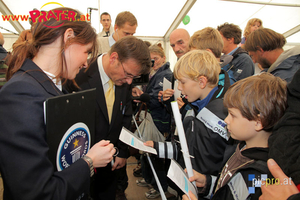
69, 58, 132, 159
98, 26, 114, 37
97, 36, 111, 55
0, 59, 91, 200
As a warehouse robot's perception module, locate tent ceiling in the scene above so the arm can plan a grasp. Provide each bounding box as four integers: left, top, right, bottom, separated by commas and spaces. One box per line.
0, 0, 24, 34
177, 0, 300, 45
1, 0, 299, 45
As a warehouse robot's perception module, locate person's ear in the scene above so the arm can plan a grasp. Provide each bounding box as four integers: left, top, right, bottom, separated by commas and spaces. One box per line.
206, 49, 213, 54
254, 115, 263, 131
109, 52, 119, 64
257, 47, 265, 56
228, 37, 234, 44
63, 28, 75, 43
198, 76, 208, 89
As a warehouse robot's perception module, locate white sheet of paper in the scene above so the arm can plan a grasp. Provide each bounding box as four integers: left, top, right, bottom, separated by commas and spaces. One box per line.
163, 77, 172, 91
119, 127, 157, 155
171, 102, 194, 184
173, 80, 181, 100
167, 159, 197, 200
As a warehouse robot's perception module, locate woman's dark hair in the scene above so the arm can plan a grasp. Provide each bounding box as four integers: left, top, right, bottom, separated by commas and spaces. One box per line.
7, 7, 98, 81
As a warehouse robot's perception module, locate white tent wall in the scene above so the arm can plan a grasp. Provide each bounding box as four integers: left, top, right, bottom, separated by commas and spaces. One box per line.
1, 0, 300, 71
1, 33, 17, 51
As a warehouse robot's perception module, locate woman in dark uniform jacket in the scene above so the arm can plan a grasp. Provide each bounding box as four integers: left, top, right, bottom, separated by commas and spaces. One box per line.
0, 7, 115, 200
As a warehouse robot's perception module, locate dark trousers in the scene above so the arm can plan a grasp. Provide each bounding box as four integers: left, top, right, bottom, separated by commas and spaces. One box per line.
92, 163, 128, 200
141, 154, 168, 192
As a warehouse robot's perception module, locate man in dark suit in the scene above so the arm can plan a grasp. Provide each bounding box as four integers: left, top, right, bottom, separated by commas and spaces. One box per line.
67, 36, 151, 200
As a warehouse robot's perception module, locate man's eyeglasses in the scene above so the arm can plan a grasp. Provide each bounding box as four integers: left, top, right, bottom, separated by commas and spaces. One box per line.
120, 62, 140, 79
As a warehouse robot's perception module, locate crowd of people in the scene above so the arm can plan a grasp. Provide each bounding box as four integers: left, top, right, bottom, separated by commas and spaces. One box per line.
0, 6, 300, 200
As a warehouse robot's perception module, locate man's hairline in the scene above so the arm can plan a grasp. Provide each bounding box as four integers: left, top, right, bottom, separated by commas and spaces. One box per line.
101, 14, 111, 21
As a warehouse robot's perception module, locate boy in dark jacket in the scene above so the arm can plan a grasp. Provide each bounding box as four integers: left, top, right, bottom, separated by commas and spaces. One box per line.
145, 50, 232, 199
183, 73, 287, 200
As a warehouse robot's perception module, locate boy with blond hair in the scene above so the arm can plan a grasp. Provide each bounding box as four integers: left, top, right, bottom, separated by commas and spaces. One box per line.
145, 50, 232, 199
183, 73, 287, 200
174, 50, 232, 176
189, 27, 236, 84
189, 27, 224, 58
162, 27, 226, 105
161, 27, 234, 120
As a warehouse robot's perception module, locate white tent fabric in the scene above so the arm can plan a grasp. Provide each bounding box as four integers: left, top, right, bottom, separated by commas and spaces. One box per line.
1, 0, 299, 68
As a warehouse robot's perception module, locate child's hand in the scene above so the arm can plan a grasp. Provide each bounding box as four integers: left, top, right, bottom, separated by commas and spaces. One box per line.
184, 169, 207, 188
162, 89, 174, 101
144, 141, 154, 148
182, 191, 197, 200
177, 97, 185, 109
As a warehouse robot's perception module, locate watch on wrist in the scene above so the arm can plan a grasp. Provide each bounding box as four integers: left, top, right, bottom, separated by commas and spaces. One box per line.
83, 155, 94, 177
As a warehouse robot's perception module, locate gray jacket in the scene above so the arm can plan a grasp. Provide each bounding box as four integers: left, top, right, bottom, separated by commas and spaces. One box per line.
267, 45, 300, 82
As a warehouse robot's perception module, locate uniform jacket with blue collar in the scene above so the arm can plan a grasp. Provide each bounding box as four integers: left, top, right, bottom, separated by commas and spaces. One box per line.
180, 70, 233, 177
153, 70, 234, 176
0, 59, 91, 200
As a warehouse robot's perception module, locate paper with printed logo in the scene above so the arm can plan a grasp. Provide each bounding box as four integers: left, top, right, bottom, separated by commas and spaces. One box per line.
119, 127, 157, 155
167, 159, 197, 200
197, 107, 229, 140
163, 77, 172, 91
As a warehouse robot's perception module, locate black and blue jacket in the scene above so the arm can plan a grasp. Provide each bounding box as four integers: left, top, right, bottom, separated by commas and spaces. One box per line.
153, 70, 234, 176
145, 62, 173, 134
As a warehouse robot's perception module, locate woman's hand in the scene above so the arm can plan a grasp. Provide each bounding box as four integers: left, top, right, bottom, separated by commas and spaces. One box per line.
86, 140, 115, 168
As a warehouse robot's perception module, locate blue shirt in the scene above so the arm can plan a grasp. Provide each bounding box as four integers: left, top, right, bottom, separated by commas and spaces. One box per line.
228, 47, 239, 56
191, 86, 218, 113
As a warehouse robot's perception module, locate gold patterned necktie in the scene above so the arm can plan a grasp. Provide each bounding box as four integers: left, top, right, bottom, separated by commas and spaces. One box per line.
105, 79, 115, 123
